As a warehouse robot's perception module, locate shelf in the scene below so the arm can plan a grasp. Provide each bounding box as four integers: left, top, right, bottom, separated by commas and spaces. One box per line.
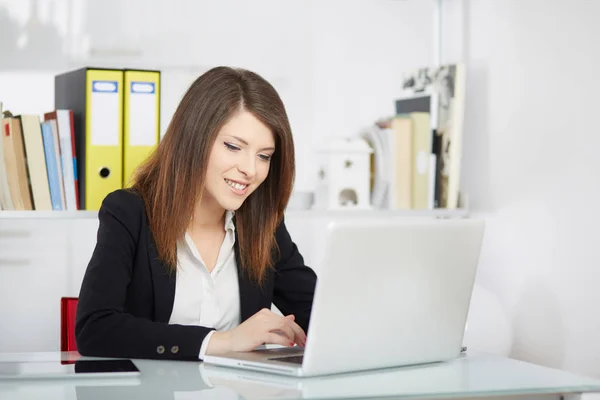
285, 208, 469, 219
0, 211, 99, 219
0, 208, 468, 220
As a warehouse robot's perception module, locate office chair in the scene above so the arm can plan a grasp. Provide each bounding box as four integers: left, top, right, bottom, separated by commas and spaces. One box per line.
60, 297, 78, 352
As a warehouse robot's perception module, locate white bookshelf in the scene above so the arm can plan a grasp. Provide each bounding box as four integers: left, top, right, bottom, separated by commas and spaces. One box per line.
0, 0, 460, 357
0, 208, 468, 220
0, 211, 98, 219
286, 208, 468, 219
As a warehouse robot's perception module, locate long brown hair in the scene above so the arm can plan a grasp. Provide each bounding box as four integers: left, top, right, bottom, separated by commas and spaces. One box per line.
132, 66, 295, 284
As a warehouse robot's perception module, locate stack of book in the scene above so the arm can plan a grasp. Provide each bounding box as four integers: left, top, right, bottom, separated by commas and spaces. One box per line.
361, 62, 466, 210
0, 67, 161, 211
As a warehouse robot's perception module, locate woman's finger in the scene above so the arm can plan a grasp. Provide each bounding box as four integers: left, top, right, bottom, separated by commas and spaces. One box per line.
261, 312, 303, 345
272, 323, 295, 343
281, 314, 305, 345
264, 332, 294, 347
287, 320, 306, 345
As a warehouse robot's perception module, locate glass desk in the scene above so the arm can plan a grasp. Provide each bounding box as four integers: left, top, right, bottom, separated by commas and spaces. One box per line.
1, 351, 600, 400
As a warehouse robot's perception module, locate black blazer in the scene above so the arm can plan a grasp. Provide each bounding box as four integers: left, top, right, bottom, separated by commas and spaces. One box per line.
75, 189, 317, 361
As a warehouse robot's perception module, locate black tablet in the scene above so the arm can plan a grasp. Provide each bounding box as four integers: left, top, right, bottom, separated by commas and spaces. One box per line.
0, 359, 140, 379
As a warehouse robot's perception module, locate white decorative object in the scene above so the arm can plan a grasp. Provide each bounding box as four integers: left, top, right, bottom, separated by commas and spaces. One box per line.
313, 137, 373, 210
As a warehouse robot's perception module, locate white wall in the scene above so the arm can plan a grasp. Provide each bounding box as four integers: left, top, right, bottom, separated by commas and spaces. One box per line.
455, 0, 600, 378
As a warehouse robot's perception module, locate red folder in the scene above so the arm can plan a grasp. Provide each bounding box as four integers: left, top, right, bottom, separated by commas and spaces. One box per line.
60, 297, 78, 352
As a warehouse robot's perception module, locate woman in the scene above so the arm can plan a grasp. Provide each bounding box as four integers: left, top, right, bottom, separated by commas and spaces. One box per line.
75, 66, 317, 361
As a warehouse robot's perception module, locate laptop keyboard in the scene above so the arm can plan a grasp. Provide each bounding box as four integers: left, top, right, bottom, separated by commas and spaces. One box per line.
268, 355, 304, 364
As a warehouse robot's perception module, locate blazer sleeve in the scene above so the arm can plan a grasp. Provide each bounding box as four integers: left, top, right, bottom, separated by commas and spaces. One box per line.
272, 218, 317, 333
75, 191, 213, 360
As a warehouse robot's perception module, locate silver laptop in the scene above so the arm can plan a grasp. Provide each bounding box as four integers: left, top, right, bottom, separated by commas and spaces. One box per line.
203, 218, 485, 377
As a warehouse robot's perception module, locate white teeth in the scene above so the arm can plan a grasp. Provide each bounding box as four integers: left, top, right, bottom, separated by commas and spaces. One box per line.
225, 179, 247, 191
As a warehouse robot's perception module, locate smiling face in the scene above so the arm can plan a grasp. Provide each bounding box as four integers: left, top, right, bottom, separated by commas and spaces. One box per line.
202, 110, 276, 213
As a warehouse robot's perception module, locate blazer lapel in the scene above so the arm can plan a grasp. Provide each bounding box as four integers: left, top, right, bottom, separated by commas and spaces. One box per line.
234, 230, 261, 322
146, 226, 176, 323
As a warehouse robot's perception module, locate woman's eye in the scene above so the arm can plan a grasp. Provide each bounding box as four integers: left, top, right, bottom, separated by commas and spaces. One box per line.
224, 142, 240, 151
259, 154, 272, 161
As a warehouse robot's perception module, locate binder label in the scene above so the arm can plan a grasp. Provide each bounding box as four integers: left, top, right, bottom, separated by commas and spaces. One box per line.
131, 82, 155, 94
91, 80, 120, 146
92, 81, 118, 93
129, 81, 158, 146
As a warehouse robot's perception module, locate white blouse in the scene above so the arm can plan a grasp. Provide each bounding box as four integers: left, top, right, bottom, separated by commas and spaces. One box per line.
168, 211, 241, 359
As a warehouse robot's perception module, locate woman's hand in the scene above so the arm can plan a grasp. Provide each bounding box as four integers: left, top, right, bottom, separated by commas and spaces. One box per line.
206, 308, 307, 355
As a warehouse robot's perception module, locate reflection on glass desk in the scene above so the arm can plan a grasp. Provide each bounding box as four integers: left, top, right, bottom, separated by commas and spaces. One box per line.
0, 351, 600, 400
